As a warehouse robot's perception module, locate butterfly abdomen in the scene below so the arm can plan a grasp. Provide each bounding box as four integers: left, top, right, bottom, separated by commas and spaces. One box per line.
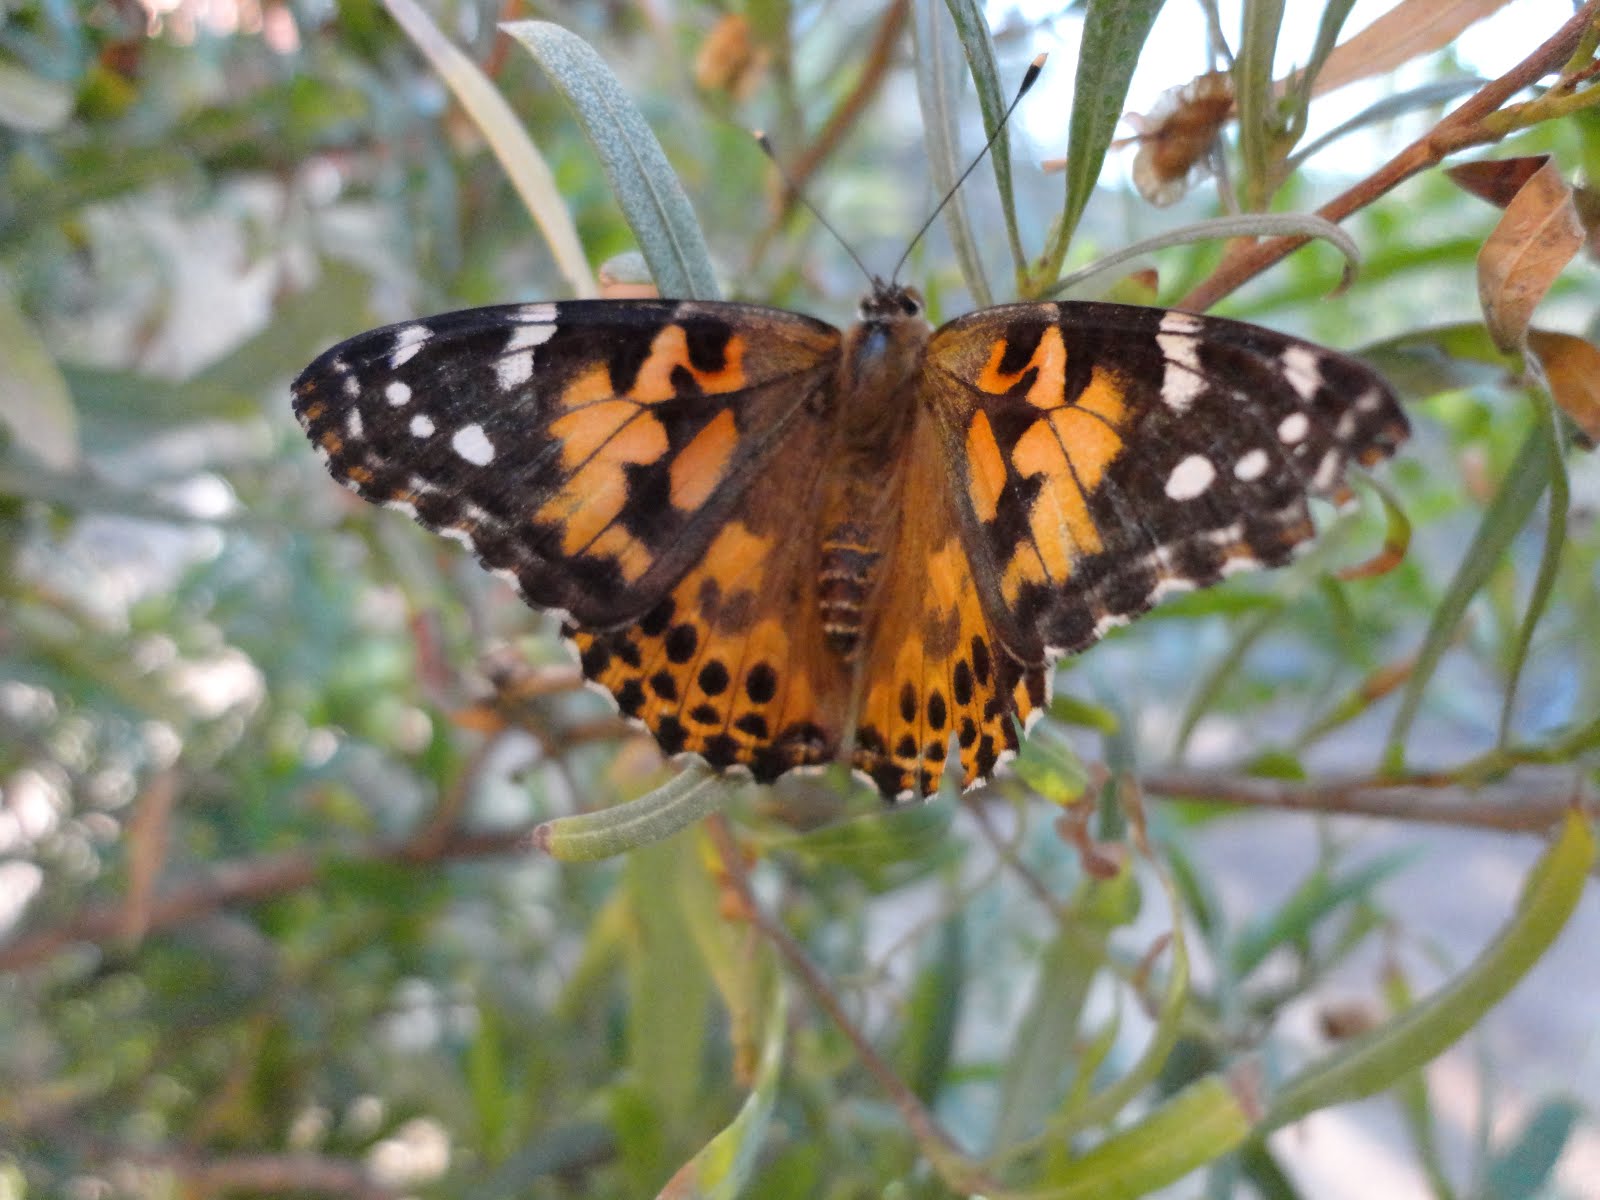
818, 523, 881, 655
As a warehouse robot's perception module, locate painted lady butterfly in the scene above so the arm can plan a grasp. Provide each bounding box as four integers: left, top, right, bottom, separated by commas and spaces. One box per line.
294, 280, 1407, 799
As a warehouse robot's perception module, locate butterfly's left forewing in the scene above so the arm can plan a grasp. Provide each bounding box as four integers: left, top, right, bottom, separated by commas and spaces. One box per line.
923, 301, 1409, 661
293, 299, 840, 630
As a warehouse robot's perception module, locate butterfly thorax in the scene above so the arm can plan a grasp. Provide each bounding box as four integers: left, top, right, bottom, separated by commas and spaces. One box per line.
817, 282, 931, 658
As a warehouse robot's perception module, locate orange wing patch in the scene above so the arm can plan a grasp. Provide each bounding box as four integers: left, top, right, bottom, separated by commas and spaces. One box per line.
988, 362, 1133, 610
572, 518, 851, 782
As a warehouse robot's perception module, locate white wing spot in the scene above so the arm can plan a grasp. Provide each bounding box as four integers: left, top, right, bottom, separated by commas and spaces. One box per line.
507, 322, 557, 351
1233, 448, 1270, 481
410, 414, 435, 439
1159, 310, 1204, 334
1356, 387, 1385, 413
345, 408, 363, 439
1312, 449, 1343, 492
385, 380, 412, 407
342, 374, 360, 398
440, 526, 474, 549
1158, 333, 1205, 411
1281, 345, 1323, 400
518, 303, 557, 324
1335, 409, 1358, 439
496, 351, 534, 391
1277, 412, 1311, 445
452, 423, 495, 465
1165, 454, 1216, 500
389, 324, 432, 368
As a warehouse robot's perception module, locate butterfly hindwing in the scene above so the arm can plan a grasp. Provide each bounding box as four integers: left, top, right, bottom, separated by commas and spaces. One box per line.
292, 299, 841, 628
852, 407, 1049, 799
570, 380, 855, 781
924, 301, 1409, 659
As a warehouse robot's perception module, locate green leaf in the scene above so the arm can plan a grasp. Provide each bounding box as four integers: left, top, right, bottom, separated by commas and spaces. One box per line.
656, 981, 788, 1200
1048, 211, 1361, 300
535, 768, 729, 861
1008, 1075, 1252, 1200
382, 0, 595, 297
1230, 851, 1414, 980
896, 912, 965, 1102
1480, 1097, 1584, 1200
912, 0, 991, 306
1499, 364, 1570, 746
1281, 0, 1359, 145
942, 0, 1026, 277
1385, 424, 1553, 766
504, 20, 718, 301
1263, 812, 1595, 1131
1235, 0, 1286, 209
1011, 719, 1090, 802
775, 798, 953, 870
991, 915, 1110, 1148
0, 280, 78, 470
625, 838, 713, 1143
1040, 0, 1165, 285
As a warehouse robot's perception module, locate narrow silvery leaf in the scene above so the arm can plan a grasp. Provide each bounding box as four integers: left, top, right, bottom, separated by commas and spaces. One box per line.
382, 0, 596, 297
505, 21, 720, 301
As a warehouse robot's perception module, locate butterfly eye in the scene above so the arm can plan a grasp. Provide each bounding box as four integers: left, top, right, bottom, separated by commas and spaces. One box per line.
899, 294, 921, 316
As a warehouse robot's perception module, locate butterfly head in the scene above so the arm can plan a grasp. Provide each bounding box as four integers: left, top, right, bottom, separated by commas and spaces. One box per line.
856, 279, 925, 324
840, 280, 930, 418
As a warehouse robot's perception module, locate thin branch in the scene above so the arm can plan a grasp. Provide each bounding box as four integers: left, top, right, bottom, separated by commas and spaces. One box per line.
1180, 2, 1600, 311
746, 0, 909, 270
0, 824, 537, 974
1141, 770, 1595, 834
703, 813, 996, 1195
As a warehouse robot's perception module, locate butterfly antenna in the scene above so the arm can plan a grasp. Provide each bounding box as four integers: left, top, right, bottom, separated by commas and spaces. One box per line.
754, 131, 877, 288
890, 51, 1047, 285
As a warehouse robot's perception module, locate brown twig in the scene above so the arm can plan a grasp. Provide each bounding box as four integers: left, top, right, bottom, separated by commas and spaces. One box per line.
703, 813, 995, 1194
746, 0, 909, 270
0, 824, 537, 974
1141, 770, 1595, 835
1180, 2, 1600, 312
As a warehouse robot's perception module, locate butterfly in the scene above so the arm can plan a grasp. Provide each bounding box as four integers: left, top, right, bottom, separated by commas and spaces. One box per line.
293, 281, 1408, 800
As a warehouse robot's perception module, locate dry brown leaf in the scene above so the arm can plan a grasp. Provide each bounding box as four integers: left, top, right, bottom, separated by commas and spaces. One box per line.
1447, 155, 1549, 209
1294, 0, 1514, 99
1477, 157, 1583, 352
1527, 329, 1600, 447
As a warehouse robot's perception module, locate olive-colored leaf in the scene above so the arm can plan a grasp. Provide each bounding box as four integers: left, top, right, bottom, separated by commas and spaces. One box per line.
1385, 424, 1551, 764
1043, 0, 1165, 282
1476, 156, 1583, 352
504, 20, 719, 301
381, 0, 595, 297
534, 767, 728, 861
0, 281, 79, 471
1007, 1076, 1251, 1200
656, 982, 788, 1200
1263, 811, 1595, 1130
942, 0, 1026, 277
911, 0, 991, 306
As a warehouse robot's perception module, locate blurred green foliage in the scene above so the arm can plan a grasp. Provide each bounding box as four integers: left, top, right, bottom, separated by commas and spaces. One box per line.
2, 2, 1598, 1198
